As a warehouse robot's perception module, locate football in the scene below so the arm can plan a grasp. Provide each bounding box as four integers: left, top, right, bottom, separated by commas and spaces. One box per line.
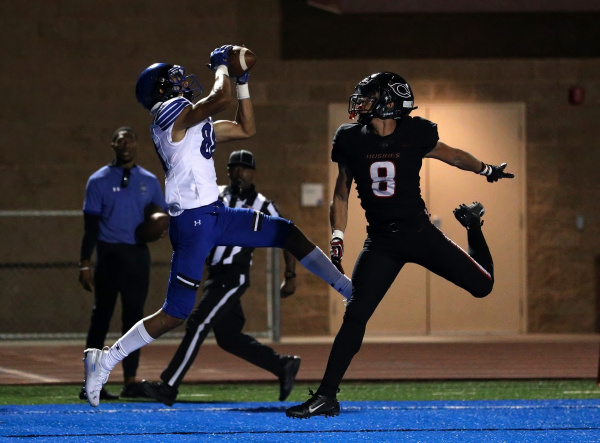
228, 46, 257, 77
136, 212, 169, 243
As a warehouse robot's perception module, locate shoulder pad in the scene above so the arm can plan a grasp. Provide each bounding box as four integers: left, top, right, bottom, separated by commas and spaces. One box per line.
155, 97, 192, 131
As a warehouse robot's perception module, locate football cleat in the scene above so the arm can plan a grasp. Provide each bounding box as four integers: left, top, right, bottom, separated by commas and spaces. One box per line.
141, 380, 178, 406
278, 356, 301, 401
453, 202, 485, 230
78, 386, 118, 401
120, 382, 151, 398
285, 389, 340, 419
83, 347, 112, 407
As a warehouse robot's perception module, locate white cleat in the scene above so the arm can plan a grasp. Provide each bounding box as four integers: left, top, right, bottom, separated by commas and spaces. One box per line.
83, 347, 111, 407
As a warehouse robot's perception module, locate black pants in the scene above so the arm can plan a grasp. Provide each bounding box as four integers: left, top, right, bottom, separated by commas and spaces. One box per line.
86, 241, 150, 379
318, 212, 494, 396
160, 272, 286, 388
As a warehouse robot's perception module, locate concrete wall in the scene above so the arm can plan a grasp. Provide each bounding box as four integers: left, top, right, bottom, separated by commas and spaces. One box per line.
1, 0, 598, 336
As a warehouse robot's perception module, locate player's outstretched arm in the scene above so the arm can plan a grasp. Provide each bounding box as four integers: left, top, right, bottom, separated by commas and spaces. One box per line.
175, 70, 232, 133
425, 141, 514, 182
214, 71, 256, 143
477, 162, 514, 182
173, 46, 234, 136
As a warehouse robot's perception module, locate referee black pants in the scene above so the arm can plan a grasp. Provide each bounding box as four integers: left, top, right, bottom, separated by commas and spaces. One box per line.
87, 241, 150, 379
318, 212, 494, 397
160, 272, 287, 388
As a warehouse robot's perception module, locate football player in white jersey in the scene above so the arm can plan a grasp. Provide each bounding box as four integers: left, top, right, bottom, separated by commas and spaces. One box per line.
81, 45, 353, 407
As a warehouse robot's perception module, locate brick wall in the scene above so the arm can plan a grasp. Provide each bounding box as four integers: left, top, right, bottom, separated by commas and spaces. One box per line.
1, 0, 598, 335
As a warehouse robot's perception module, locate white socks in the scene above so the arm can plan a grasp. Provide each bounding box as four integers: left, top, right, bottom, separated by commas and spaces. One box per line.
299, 247, 352, 299
102, 320, 154, 371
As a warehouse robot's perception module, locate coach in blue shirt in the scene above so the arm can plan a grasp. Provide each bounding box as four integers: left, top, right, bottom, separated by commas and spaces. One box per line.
78, 126, 168, 401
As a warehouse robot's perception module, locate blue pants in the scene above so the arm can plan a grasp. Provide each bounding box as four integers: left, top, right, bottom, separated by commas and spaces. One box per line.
162, 201, 292, 318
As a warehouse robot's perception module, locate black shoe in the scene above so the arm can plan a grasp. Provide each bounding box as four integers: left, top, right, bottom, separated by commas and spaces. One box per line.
141, 380, 178, 406
79, 386, 119, 401
278, 355, 301, 401
120, 382, 151, 398
285, 389, 340, 419
453, 201, 485, 230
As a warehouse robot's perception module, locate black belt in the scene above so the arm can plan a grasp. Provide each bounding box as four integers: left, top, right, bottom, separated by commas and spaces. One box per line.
367, 221, 405, 235
367, 210, 429, 235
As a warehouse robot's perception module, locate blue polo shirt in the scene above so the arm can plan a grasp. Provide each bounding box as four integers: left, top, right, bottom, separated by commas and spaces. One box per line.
83, 164, 167, 244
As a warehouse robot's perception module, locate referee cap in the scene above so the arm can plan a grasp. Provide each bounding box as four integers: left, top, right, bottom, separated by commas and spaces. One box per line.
227, 150, 255, 169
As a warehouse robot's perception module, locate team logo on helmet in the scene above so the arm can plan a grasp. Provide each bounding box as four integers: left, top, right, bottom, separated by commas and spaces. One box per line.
390, 82, 412, 99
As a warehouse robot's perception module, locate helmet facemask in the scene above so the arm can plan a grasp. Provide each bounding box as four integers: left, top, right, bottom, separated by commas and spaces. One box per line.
165, 65, 202, 102
348, 79, 379, 123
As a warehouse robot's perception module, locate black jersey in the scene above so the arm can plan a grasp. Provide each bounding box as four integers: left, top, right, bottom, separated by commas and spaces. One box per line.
205, 184, 281, 275
331, 116, 439, 225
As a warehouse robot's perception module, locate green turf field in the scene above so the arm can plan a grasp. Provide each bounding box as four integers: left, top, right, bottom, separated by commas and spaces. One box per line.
1, 380, 599, 405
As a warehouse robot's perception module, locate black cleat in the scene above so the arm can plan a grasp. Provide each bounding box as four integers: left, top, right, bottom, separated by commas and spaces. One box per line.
278, 355, 301, 401
120, 382, 151, 398
141, 380, 178, 406
78, 386, 119, 401
453, 201, 485, 230
285, 389, 340, 419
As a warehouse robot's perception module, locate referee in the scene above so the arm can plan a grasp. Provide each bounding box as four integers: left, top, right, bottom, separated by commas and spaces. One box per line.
142, 150, 301, 406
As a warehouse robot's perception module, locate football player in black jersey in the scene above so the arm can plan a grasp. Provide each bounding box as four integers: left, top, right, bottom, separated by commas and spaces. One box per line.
286, 72, 514, 419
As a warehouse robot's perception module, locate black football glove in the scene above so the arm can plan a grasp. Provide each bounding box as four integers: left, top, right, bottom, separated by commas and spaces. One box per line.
330, 237, 345, 274
479, 162, 515, 183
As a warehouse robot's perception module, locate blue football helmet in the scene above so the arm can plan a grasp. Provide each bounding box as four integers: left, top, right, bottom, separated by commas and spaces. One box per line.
135, 63, 202, 111
348, 72, 416, 124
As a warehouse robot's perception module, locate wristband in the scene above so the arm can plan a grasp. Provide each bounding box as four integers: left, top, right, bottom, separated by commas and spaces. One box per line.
216, 65, 229, 77
478, 163, 492, 176
284, 271, 296, 278
332, 229, 344, 240
79, 267, 90, 271
236, 83, 250, 100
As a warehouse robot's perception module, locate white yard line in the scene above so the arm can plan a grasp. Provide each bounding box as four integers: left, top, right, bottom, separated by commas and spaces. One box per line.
0, 367, 62, 383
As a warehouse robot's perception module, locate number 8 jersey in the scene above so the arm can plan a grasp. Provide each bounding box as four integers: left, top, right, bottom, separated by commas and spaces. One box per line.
331, 116, 439, 225
151, 97, 220, 216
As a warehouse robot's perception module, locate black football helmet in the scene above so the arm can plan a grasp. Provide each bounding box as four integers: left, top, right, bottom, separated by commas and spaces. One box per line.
135, 63, 202, 112
348, 72, 416, 124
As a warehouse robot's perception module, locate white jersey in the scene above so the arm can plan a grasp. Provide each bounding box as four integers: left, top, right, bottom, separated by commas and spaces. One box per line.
150, 97, 220, 216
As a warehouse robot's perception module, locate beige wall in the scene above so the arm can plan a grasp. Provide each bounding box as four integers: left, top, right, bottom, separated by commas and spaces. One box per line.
1, 1, 599, 335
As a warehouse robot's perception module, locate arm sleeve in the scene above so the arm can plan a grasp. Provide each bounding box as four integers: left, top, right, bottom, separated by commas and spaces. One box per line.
80, 213, 100, 261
